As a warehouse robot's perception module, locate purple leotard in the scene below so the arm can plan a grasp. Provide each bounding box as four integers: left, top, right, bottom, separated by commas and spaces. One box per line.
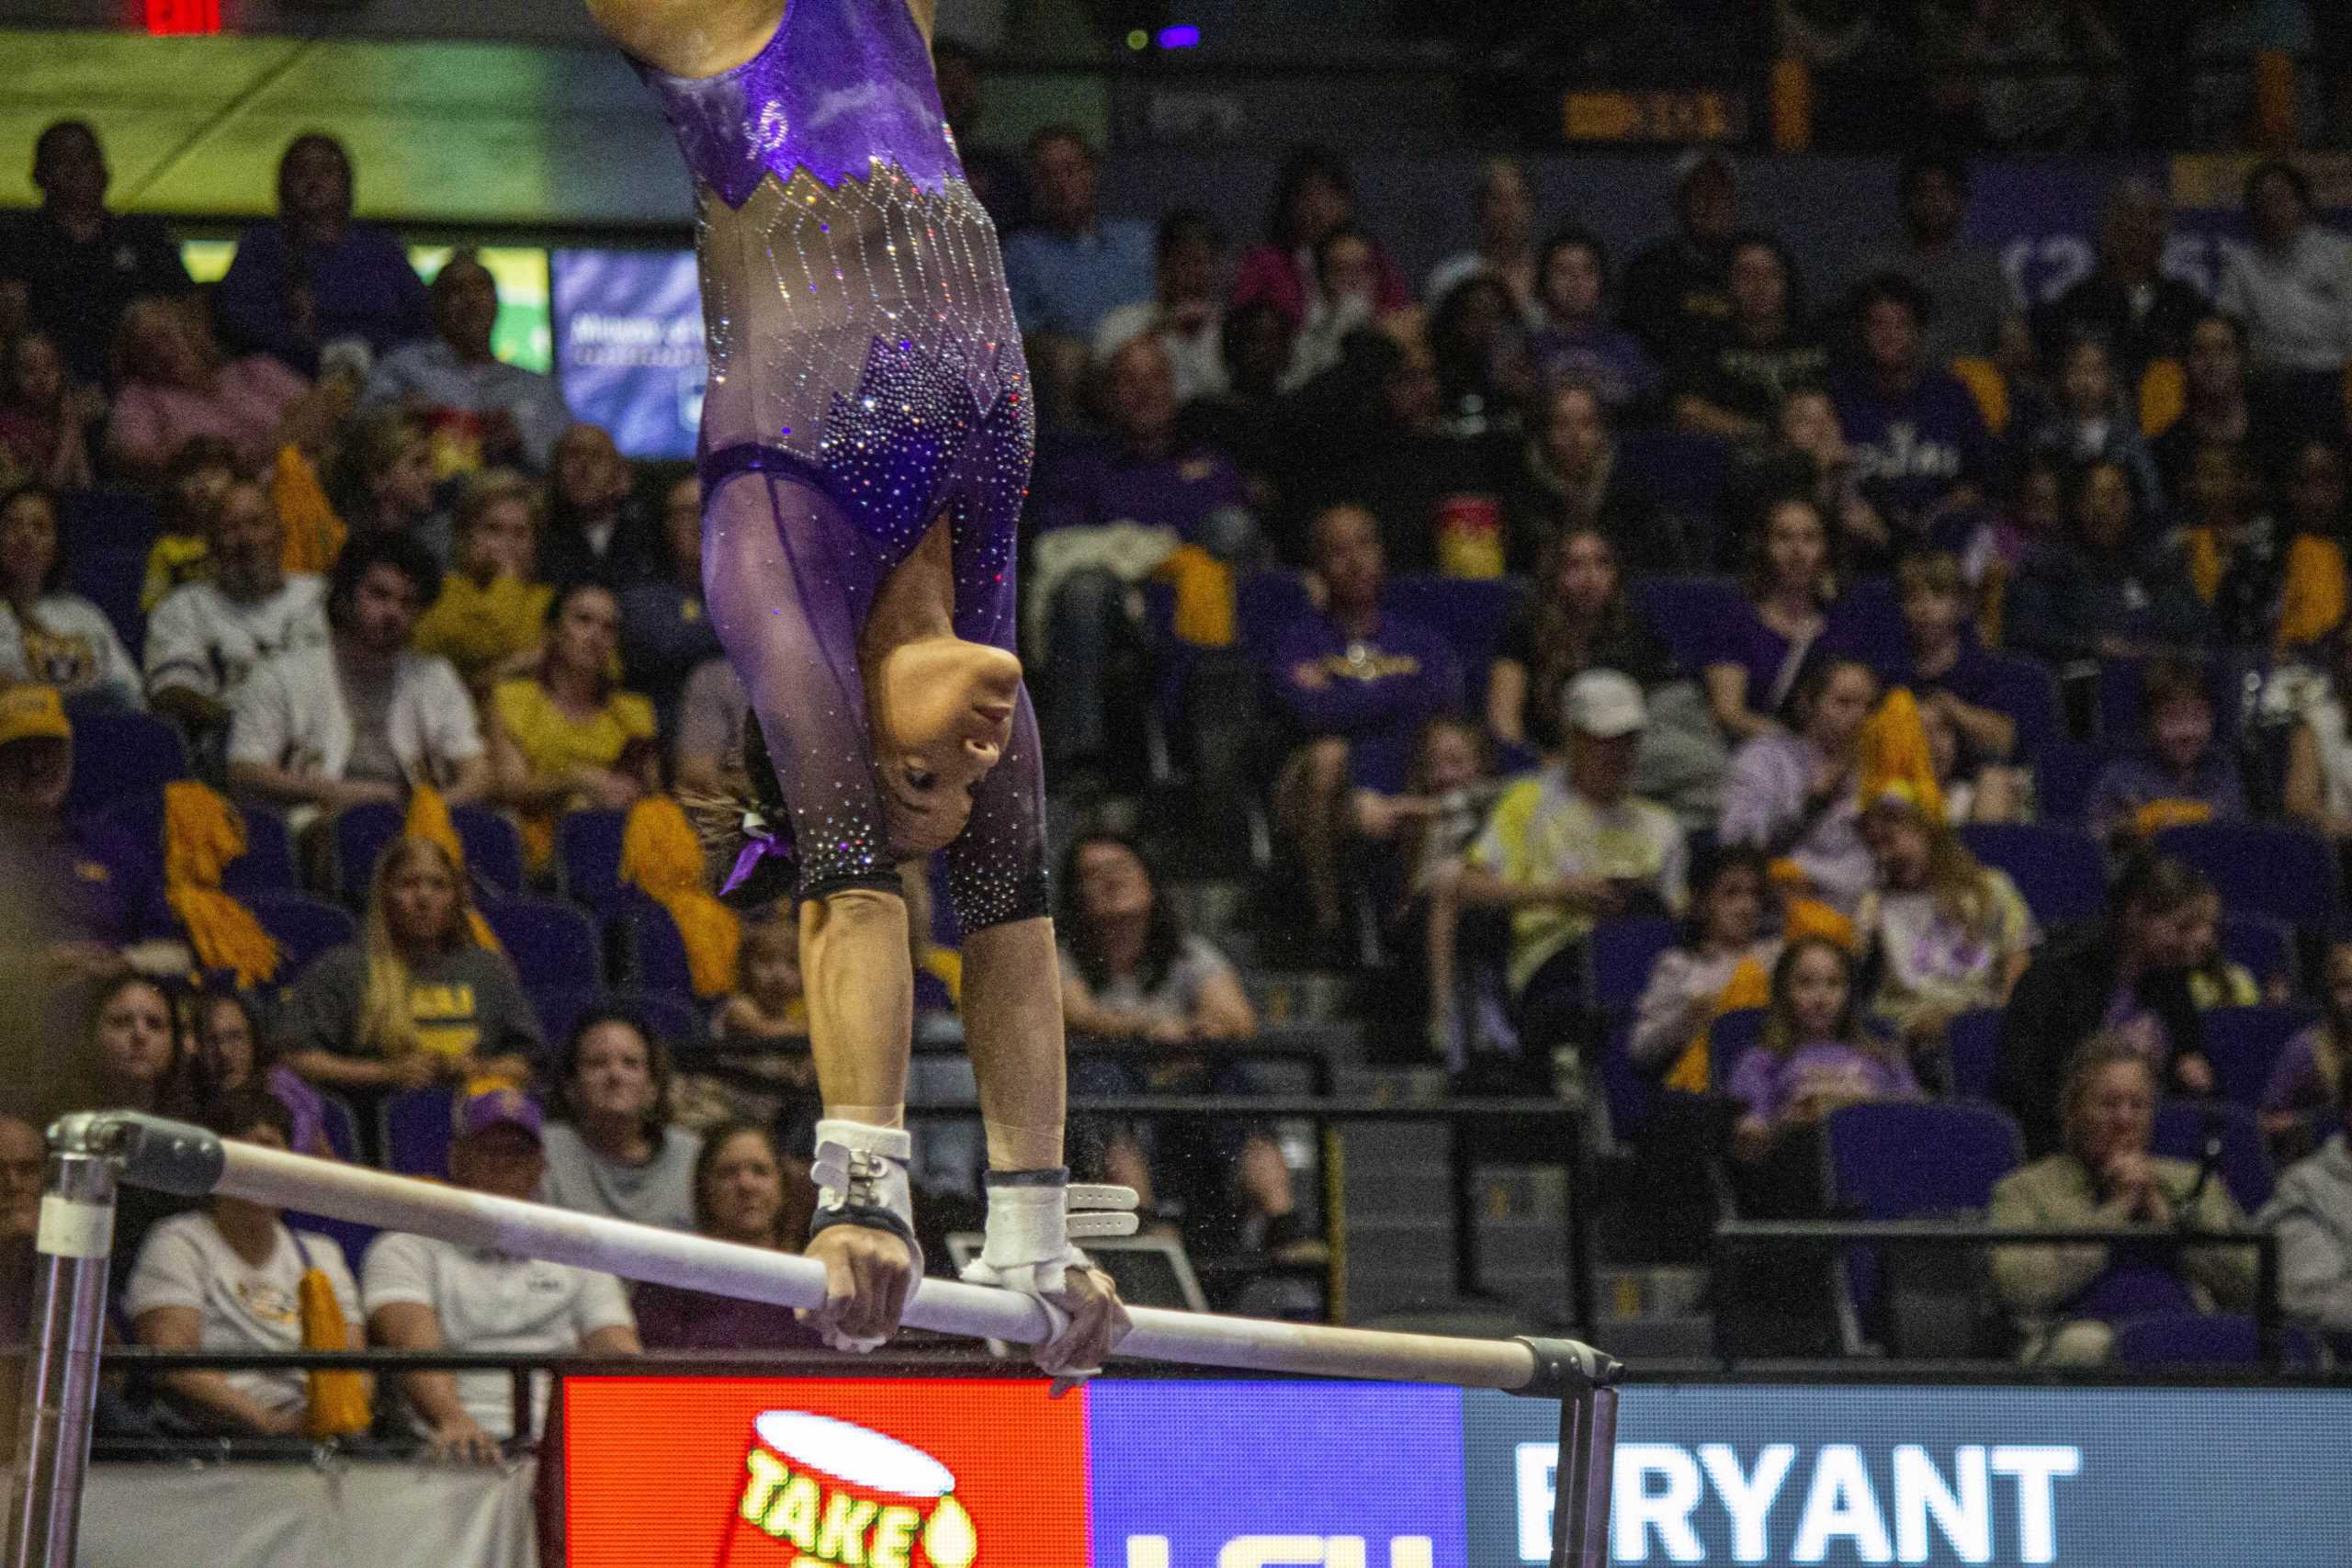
632, 0, 1043, 926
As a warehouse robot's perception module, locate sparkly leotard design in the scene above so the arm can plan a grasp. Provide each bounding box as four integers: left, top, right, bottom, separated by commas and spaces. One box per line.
634, 0, 1043, 925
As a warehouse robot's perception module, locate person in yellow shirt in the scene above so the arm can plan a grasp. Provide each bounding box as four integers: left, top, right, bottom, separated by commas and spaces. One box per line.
485, 580, 657, 873
2180, 440, 2346, 651
413, 470, 552, 695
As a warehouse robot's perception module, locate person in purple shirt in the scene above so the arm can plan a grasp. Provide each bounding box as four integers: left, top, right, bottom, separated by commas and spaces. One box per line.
2084, 658, 2245, 849
1728, 934, 1920, 1168
1883, 550, 2018, 766
2261, 938, 2352, 1160
1523, 227, 1662, 420
1719, 655, 1881, 915
214, 135, 431, 378
1268, 502, 1464, 944
1033, 332, 1255, 782
629, 1122, 823, 1351
1704, 494, 1864, 741
1830, 273, 1996, 553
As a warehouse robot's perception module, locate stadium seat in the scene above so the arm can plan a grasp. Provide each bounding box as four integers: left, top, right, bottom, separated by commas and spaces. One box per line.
2109, 1313, 2318, 1370
1235, 570, 1314, 654
556, 808, 631, 912
240, 891, 357, 976
62, 710, 187, 821
2031, 740, 2108, 826
67, 545, 150, 661
1959, 822, 2107, 930
2219, 914, 2294, 995
616, 892, 696, 1000
530, 986, 707, 1056
334, 801, 405, 902
59, 488, 162, 554
450, 806, 526, 897
1980, 652, 2062, 762
1616, 429, 1731, 554
1942, 1007, 2004, 1101
1384, 574, 1528, 708
2152, 1100, 2276, 1213
1635, 575, 1741, 673
1588, 918, 1678, 1017
93, 789, 295, 895
1708, 1007, 1768, 1089
2196, 1005, 2315, 1110
2155, 822, 2341, 932
380, 1086, 458, 1177
479, 896, 605, 989
286, 1211, 379, 1279
337, 800, 526, 905
315, 1092, 361, 1163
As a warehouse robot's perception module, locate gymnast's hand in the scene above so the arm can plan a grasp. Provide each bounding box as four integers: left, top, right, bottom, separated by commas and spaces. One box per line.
1035, 1263, 1132, 1392
802, 1224, 919, 1350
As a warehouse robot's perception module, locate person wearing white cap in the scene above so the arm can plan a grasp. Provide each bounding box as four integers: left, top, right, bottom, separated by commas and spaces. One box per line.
1456, 668, 1688, 1076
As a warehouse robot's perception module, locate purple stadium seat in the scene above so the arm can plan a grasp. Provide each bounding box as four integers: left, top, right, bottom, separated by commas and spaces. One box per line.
286, 1211, 379, 1278
2154, 822, 2340, 931
1616, 429, 1731, 552
1942, 1007, 2004, 1101
1384, 574, 1530, 709
62, 710, 187, 821
94, 790, 294, 894
479, 897, 605, 990
2219, 914, 2294, 995
1636, 575, 1742, 673
2152, 1099, 2275, 1213
1589, 918, 1678, 1016
1824, 1100, 2025, 1347
557, 809, 630, 912
337, 800, 526, 905
380, 1086, 458, 1177
2195, 1005, 2316, 1110
67, 545, 150, 661
1958, 822, 2106, 930
1236, 570, 1314, 653
1980, 652, 2062, 762
2109, 1312, 2318, 1369
2031, 740, 2109, 827
239, 891, 358, 977
1708, 1007, 1768, 1089
58, 488, 162, 553
617, 893, 696, 1001
314, 1092, 361, 1163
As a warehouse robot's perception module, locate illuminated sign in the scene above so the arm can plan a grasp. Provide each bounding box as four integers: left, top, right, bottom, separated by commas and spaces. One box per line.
550, 248, 705, 459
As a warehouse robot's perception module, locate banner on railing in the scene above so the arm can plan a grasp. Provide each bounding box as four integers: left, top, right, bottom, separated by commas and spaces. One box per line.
566, 1374, 2351, 1567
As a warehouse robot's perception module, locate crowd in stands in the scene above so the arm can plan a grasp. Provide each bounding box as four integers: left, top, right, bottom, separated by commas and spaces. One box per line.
12, 31, 2352, 1439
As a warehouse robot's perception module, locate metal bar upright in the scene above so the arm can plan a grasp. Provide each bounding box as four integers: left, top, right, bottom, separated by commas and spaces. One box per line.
6, 1148, 119, 1568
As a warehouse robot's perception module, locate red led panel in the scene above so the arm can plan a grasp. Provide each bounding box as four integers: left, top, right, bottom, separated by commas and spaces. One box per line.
144, 0, 221, 36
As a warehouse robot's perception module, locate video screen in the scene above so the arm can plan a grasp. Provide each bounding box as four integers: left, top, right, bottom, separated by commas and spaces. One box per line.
549, 247, 705, 460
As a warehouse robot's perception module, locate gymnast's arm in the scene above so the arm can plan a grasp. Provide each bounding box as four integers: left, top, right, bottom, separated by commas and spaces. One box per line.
585, 0, 935, 75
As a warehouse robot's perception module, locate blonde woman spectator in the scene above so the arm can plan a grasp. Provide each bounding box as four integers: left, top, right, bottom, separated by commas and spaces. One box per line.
1855, 784, 2036, 1061
103, 299, 308, 481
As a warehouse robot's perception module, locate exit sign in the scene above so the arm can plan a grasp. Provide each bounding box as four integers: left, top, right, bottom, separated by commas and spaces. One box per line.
144, 0, 221, 34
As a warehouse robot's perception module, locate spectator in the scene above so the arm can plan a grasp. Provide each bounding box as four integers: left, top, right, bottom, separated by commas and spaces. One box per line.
2027, 332, 2164, 515
2033, 176, 2209, 383
362, 1088, 639, 1460
2262, 938, 2352, 1156
615, 471, 717, 728
359, 250, 571, 476
486, 581, 657, 873
1487, 523, 1678, 750
928, 37, 1026, 234
411, 469, 551, 697
1728, 934, 1919, 1167
1428, 273, 1533, 440
138, 435, 237, 614
1523, 228, 1662, 420
0, 119, 192, 389
1831, 274, 1995, 553
2086, 659, 2245, 846
1229, 145, 1412, 332
539, 1008, 702, 1232
1671, 233, 1828, 443
1266, 503, 1463, 944
125, 1087, 364, 1437
1620, 150, 1742, 355
1884, 550, 2018, 765
0, 483, 141, 710
187, 991, 333, 1159
539, 423, 661, 592
1958, 0, 2125, 150
1379, 715, 1504, 1061
1990, 1035, 2251, 1364
2006, 456, 2211, 666
1173, 300, 1300, 522
226, 531, 487, 829
1996, 852, 2214, 1157
274, 833, 538, 1098
1959, 446, 2064, 596
1057, 831, 1298, 1256
2149, 312, 2272, 506
1283, 227, 1397, 395
2183, 885, 2264, 1010
2216, 161, 2352, 434
1703, 496, 1854, 741
1919, 683, 2026, 824
1427, 159, 1540, 323
628, 1122, 820, 1350
88, 972, 181, 1113
215, 134, 431, 377
2178, 440, 2346, 652
0, 329, 97, 491
1855, 784, 2037, 1066
1629, 841, 1780, 1085
712, 912, 809, 1044
0, 1112, 40, 1232
2283, 438, 2350, 551
103, 299, 310, 483
1002, 127, 1153, 420
670, 654, 748, 798
2261, 1050, 2352, 1352
0, 687, 155, 976
1720, 654, 1881, 914
1460, 671, 1688, 1053
1856, 150, 2022, 367
1092, 208, 1230, 406
144, 478, 328, 759
2284, 619, 2352, 850
326, 409, 447, 562
1501, 382, 1683, 578
1718, 387, 1889, 572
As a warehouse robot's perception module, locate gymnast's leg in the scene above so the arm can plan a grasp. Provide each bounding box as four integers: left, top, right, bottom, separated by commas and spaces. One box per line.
702, 469, 919, 1348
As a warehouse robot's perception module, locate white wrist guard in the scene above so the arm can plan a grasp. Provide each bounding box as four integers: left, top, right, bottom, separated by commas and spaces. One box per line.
808, 1119, 922, 1352
959, 1168, 1138, 1347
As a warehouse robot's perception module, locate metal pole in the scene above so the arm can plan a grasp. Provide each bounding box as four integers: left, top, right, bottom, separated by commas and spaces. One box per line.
6, 1148, 119, 1568
1553, 1383, 1620, 1568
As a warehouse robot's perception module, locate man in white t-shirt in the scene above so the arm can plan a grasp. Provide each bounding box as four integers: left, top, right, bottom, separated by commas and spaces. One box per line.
125, 1088, 364, 1435
362, 1088, 639, 1461
145, 478, 328, 752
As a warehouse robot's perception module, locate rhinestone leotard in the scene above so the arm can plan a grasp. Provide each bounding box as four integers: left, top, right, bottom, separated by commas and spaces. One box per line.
632, 0, 1044, 926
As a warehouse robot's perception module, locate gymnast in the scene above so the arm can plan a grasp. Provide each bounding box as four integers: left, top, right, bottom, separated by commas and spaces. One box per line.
587, 0, 1133, 1373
